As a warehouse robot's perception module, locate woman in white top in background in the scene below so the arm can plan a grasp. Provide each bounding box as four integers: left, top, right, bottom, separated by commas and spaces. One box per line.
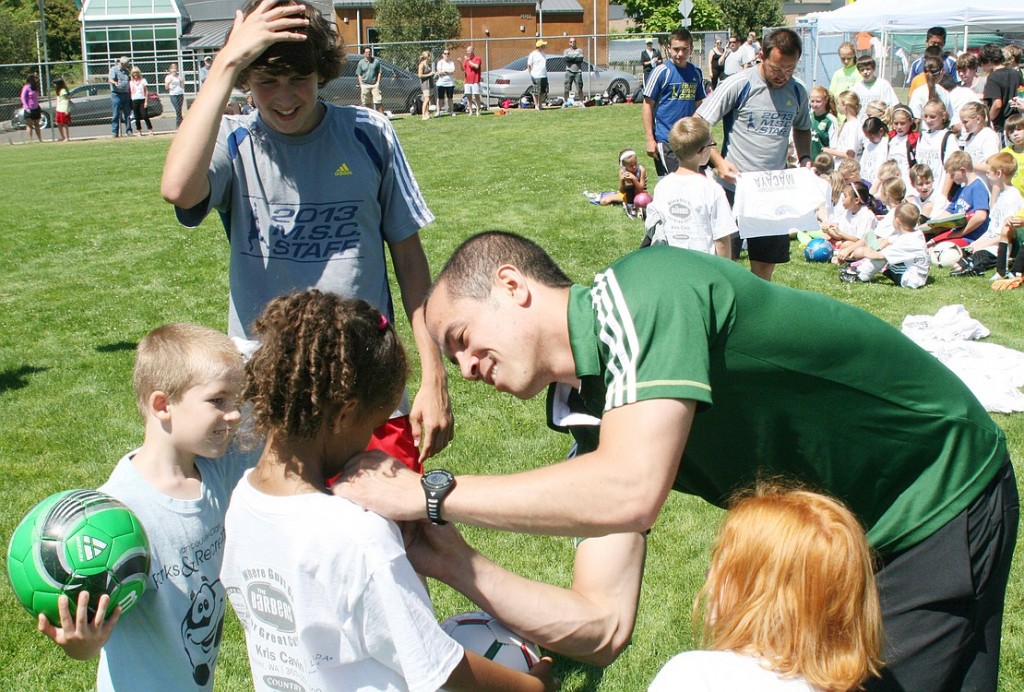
164, 63, 185, 128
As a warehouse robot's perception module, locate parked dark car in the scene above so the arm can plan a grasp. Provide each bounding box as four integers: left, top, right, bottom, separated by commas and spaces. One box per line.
318, 53, 429, 113
10, 83, 163, 130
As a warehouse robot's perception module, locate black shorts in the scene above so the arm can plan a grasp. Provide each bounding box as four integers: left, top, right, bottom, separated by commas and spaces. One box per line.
25, 107, 42, 121
867, 460, 1018, 691
724, 187, 791, 264
653, 142, 679, 177
437, 85, 454, 99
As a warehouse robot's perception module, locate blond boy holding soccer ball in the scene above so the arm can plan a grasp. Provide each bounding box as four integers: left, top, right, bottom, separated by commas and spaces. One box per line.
38, 323, 255, 691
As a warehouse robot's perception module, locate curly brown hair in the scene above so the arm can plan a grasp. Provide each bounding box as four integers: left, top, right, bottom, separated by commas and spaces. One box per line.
233, 0, 345, 88
244, 290, 407, 440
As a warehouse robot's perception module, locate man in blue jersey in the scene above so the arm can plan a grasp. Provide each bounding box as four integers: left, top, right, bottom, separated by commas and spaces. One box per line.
161, 0, 452, 469
642, 28, 706, 175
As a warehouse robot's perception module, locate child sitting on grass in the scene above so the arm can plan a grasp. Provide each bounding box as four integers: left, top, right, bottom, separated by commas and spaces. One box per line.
839, 203, 930, 288
584, 149, 648, 217
221, 290, 556, 691
39, 323, 253, 691
991, 215, 1024, 290
823, 180, 877, 247
908, 163, 947, 220
648, 483, 882, 691
869, 159, 901, 202
951, 152, 1024, 277
641, 117, 734, 256
928, 150, 991, 246
874, 176, 909, 239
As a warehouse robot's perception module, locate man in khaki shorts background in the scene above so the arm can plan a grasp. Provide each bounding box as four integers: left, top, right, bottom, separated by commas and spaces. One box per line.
357, 46, 383, 113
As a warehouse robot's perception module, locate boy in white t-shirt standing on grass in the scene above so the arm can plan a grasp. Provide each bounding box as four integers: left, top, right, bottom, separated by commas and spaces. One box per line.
642, 116, 735, 256
38, 323, 254, 690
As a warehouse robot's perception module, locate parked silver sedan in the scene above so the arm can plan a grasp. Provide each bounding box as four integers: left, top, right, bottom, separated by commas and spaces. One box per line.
482, 55, 637, 105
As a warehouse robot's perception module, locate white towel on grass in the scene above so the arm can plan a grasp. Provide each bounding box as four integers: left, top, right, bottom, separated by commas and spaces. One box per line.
901, 305, 1024, 413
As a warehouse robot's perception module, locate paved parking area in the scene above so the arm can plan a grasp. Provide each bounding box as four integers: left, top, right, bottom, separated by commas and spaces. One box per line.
4, 113, 180, 144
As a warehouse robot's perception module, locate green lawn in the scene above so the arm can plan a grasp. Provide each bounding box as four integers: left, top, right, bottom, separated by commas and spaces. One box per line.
1, 105, 1022, 691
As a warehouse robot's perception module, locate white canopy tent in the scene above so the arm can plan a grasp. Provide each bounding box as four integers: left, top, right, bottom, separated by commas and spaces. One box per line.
798, 0, 1024, 88
803, 0, 1024, 35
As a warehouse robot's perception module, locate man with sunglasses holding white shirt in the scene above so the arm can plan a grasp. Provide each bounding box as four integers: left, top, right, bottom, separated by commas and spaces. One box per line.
697, 28, 812, 282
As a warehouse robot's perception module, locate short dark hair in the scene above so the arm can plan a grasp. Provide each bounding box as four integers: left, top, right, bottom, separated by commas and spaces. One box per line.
926, 26, 947, 41
430, 231, 572, 303
762, 28, 802, 61
670, 28, 693, 45
233, 0, 345, 87
856, 54, 876, 69
923, 45, 942, 59
978, 43, 1005, 66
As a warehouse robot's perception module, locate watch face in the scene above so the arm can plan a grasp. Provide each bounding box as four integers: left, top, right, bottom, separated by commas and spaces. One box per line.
423, 469, 453, 489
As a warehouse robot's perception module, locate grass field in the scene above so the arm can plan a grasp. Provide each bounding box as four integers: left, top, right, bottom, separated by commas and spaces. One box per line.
1, 104, 1022, 691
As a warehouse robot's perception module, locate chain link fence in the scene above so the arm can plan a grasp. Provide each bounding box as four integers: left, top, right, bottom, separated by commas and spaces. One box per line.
1, 30, 732, 134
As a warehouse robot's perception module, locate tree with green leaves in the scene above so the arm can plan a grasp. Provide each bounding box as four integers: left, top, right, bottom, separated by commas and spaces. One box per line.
717, 0, 784, 37
0, 5, 37, 65
374, 0, 461, 71
43, 0, 83, 62
0, 0, 81, 63
621, 0, 723, 33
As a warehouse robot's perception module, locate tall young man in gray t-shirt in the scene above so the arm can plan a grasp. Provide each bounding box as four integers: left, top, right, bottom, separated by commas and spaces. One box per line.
697, 28, 812, 281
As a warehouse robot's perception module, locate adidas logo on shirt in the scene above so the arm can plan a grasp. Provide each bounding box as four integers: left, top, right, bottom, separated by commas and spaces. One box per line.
334, 163, 352, 176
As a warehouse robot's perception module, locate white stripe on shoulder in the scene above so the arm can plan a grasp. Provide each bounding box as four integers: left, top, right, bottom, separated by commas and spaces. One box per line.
592, 269, 640, 410
352, 107, 433, 228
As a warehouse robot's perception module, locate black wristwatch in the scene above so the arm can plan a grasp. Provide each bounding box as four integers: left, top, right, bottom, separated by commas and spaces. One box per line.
421, 469, 456, 525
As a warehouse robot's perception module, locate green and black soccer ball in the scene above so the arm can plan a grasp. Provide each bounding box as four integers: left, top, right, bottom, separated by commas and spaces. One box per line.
7, 489, 151, 624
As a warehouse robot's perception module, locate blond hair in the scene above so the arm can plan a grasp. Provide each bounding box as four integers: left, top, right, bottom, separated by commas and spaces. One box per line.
836, 90, 861, 116
875, 159, 901, 184
694, 483, 883, 692
133, 323, 243, 416
880, 176, 906, 206
944, 149, 973, 173
894, 202, 920, 231
837, 157, 861, 180
986, 151, 1018, 179
959, 101, 989, 127
864, 100, 890, 125
668, 116, 712, 162
921, 98, 950, 129
827, 171, 846, 205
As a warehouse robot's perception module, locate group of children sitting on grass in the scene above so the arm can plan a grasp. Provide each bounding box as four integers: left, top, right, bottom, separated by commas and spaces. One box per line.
620, 97, 1024, 290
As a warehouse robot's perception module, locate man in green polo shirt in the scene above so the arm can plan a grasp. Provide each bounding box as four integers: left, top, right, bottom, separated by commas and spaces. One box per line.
338, 232, 1017, 690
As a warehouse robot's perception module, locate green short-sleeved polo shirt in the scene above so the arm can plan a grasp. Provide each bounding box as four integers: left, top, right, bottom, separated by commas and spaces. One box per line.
550, 246, 1007, 554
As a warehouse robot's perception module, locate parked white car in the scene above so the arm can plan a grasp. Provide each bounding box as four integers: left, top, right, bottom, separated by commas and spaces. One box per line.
482, 55, 637, 105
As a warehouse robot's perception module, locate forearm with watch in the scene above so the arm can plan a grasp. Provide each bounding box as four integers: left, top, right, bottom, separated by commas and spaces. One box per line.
421, 469, 456, 524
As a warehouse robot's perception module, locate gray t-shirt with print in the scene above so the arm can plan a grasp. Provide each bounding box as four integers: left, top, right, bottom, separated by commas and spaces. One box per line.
175, 104, 433, 339
697, 68, 810, 187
